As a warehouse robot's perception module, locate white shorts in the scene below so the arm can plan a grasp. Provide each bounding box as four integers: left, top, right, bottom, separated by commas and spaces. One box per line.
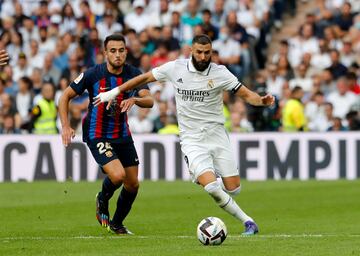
180, 124, 239, 182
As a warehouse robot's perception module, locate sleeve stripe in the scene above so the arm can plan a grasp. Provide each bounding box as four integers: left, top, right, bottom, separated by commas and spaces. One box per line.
231, 82, 243, 94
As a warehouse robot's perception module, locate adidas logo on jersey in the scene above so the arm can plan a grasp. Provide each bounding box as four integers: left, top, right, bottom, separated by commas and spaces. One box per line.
177, 78, 183, 83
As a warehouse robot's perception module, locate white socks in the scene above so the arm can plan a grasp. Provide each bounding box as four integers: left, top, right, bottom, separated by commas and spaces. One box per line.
204, 181, 252, 223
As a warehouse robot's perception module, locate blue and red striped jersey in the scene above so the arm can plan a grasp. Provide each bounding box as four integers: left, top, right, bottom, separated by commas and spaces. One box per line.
70, 63, 149, 143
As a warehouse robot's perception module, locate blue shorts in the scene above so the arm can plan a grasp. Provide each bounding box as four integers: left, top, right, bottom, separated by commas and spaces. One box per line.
87, 140, 139, 168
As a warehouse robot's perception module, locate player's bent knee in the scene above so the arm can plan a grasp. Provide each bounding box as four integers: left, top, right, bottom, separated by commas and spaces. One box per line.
109, 172, 125, 185
125, 181, 139, 192
225, 185, 241, 196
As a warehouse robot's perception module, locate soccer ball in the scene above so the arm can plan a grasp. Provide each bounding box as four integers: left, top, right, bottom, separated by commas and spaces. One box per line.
197, 217, 227, 245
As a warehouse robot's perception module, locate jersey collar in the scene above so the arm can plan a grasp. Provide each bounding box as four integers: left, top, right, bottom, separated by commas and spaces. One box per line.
187, 58, 211, 76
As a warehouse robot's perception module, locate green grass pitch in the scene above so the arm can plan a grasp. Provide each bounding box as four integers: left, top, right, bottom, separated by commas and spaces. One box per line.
1, 180, 360, 255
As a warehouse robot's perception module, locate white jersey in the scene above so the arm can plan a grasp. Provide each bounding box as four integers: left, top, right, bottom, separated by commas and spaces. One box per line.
152, 59, 242, 137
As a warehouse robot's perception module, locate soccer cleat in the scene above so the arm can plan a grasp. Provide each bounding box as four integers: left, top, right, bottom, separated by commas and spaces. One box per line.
95, 192, 109, 228
107, 223, 134, 235
242, 221, 259, 235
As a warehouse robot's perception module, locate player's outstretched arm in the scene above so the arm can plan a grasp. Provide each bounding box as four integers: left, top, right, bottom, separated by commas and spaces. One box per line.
93, 71, 157, 107
236, 85, 274, 107
59, 87, 78, 147
0, 50, 9, 66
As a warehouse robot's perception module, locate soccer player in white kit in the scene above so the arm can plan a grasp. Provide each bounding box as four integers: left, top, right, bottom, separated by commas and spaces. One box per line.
94, 35, 274, 235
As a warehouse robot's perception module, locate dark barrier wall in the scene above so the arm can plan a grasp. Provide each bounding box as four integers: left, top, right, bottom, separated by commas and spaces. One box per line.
1, 133, 359, 182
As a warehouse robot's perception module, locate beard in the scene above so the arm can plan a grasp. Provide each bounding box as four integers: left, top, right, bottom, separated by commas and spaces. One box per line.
191, 55, 211, 72
108, 59, 123, 70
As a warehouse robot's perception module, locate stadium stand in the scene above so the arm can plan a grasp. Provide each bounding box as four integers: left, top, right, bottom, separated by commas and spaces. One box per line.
0, 0, 359, 134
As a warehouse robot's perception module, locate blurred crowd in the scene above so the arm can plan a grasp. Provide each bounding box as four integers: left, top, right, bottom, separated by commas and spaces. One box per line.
0, 0, 359, 135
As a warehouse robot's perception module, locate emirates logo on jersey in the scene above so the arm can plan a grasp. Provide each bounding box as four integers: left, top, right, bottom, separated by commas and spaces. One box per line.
207, 79, 214, 89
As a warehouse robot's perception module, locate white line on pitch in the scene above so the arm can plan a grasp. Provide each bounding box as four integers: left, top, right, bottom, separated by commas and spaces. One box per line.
1, 234, 360, 241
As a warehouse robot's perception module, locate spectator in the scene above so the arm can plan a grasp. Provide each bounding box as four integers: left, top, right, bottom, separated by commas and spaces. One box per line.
169, 0, 187, 13
41, 52, 61, 86
170, 11, 183, 42
139, 54, 152, 73
30, 82, 57, 134
340, 39, 356, 67
328, 117, 348, 131
55, 77, 70, 106
289, 63, 313, 94
128, 107, 153, 134
31, 68, 44, 97
38, 26, 56, 55
89, 0, 105, 18
126, 38, 143, 68
181, 0, 203, 44
68, 105, 83, 135
282, 86, 307, 131
305, 91, 329, 131
153, 101, 168, 133
149, 0, 172, 27
27, 39, 45, 70
16, 76, 33, 127
59, 2, 77, 36
229, 109, 254, 133
79, 0, 97, 29
201, 9, 219, 41
19, 16, 40, 47
74, 16, 89, 40
236, 0, 261, 40
12, 53, 33, 83
151, 42, 169, 68
212, 26, 242, 78
266, 64, 286, 99
328, 49, 348, 79
211, 0, 227, 29
320, 68, 337, 97
158, 114, 179, 135
161, 26, 181, 53
0, 114, 21, 134
35, 0, 51, 28
124, 0, 150, 33
327, 77, 358, 119
333, 2, 354, 36
323, 26, 343, 50
96, 10, 123, 41
277, 55, 295, 80
346, 71, 360, 95
7, 31, 24, 66
138, 30, 155, 55
53, 39, 69, 72
226, 10, 248, 45
310, 38, 332, 71
346, 111, 360, 131
82, 28, 102, 67
0, 93, 21, 130
288, 23, 319, 68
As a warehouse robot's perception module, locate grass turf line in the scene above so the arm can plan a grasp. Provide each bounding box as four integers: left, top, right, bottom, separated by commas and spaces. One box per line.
1, 180, 359, 255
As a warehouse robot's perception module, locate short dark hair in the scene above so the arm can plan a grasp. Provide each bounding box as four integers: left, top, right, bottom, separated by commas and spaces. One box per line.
202, 9, 212, 15
291, 86, 303, 94
192, 34, 212, 45
346, 71, 357, 80
104, 34, 126, 49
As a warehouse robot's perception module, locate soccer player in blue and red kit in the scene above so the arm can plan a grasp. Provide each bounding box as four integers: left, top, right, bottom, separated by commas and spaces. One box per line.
59, 34, 154, 234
